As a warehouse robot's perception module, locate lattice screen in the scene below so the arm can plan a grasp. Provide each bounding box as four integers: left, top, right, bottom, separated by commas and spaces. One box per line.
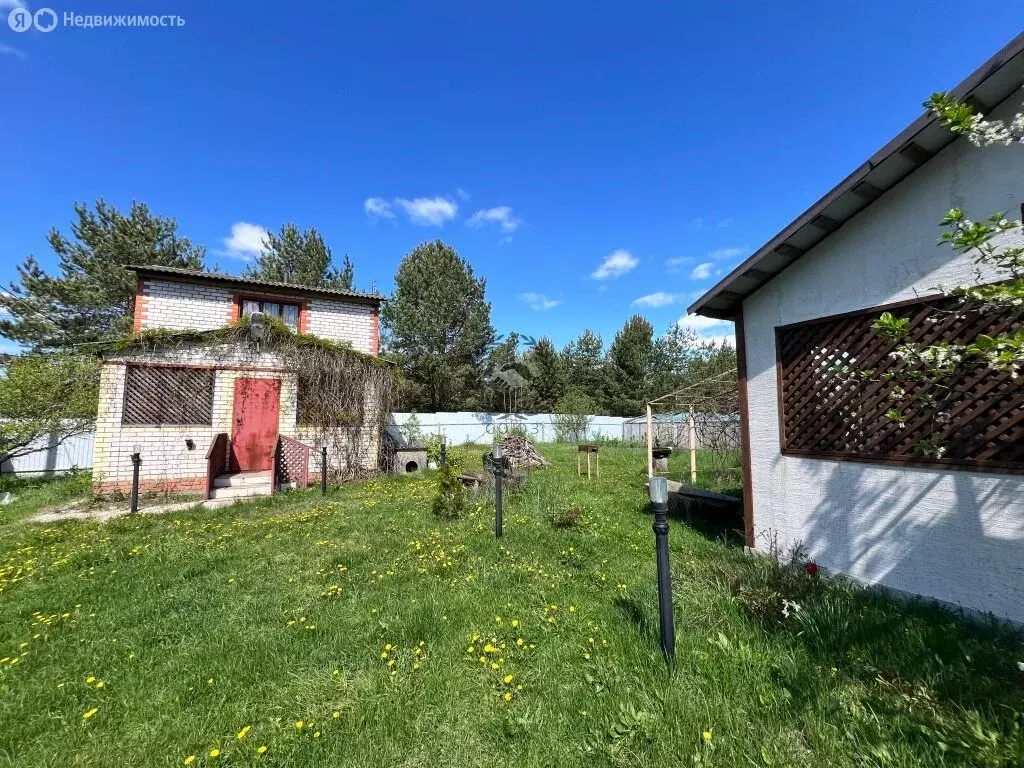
122, 365, 215, 426
777, 294, 1024, 472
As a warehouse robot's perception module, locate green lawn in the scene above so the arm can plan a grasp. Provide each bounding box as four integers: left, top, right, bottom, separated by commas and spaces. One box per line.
0, 444, 1021, 767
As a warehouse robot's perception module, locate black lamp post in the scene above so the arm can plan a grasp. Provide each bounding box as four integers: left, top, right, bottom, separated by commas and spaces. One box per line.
130, 444, 141, 515
649, 476, 674, 661
492, 442, 504, 538
321, 445, 328, 496
440, 436, 447, 469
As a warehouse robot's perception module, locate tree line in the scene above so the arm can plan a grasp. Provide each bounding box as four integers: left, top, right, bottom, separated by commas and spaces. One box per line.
0, 199, 735, 464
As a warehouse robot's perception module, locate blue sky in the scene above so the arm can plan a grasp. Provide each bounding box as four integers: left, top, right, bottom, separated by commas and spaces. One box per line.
0, 1, 1016, 355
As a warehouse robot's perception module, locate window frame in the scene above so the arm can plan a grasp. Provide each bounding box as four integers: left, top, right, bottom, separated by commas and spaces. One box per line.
239, 295, 304, 331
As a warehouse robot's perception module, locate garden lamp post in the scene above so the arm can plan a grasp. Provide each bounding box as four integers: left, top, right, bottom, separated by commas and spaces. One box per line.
440, 436, 447, 469
321, 445, 328, 497
649, 476, 674, 661
130, 444, 142, 515
492, 442, 504, 538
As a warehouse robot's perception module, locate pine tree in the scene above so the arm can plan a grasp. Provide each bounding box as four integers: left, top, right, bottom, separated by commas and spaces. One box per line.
243, 224, 355, 289
561, 329, 605, 399
0, 199, 205, 350
524, 337, 567, 412
381, 240, 496, 411
605, 314, 655, 415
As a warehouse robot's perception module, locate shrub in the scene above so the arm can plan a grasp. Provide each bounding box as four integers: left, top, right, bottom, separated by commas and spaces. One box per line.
431, 461, 467, 520
551, 505, 582, 528
553, 391, 596, 442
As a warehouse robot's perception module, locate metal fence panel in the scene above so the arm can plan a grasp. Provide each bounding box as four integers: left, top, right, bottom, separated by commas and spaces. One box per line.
1, 429, 95, 476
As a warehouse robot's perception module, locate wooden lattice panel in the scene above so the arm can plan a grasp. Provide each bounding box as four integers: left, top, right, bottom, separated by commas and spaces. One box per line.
277, 436, 309, 487
776, 294, 1024, 473
122, 365, 215, 426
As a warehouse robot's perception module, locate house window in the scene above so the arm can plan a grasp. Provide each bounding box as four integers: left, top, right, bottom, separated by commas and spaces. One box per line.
776, 292, 1024, 473
122, 365, 215, 426
241, 298, 301, 330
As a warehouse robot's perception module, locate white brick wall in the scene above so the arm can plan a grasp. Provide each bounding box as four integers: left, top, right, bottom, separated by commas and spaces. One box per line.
138, 279, 232, 331
93, 346, 381, 493
306, 298, 375, 353
137, 278, 378, 354
741, 92, 1024, 624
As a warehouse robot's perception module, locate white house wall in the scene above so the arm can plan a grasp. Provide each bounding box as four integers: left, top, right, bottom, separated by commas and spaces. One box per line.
741, 91, 1024, 624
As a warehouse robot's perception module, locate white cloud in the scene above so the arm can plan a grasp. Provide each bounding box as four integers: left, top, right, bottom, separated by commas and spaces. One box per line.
0, 43, 26, 59
466, 206, 520, 232
675, 314, 736, 349
0, 1, 27, 9
219, 222, 269, 261
632, 291, 678, 308
518, 292, 560, 310
395, 197, 458, 226
364, 197, 395, 220
665, 256, 692, 273
456, 187, 470, 201
591, 249, 638, 280
690, 262, 714, 280
707, 245, 748, 260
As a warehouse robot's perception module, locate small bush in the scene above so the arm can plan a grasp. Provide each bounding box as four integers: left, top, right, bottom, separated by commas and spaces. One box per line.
551, 505, 582, 528
431, 461, 467, 520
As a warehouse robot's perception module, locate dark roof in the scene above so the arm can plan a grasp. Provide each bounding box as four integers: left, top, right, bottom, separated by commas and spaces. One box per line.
689, 32, 1024, 320
128, 264, 384, 305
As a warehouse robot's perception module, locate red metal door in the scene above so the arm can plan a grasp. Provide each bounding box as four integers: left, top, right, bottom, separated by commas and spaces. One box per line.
230, 378, 281, 472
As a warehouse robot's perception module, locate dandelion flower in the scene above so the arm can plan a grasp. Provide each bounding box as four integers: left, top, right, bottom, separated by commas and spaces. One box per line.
503, 674, 514, 684
209, 748, 220, 758
96, 681, 105, 688
703, 730, 713, 742
295, 720, 305, 730
313, 731, 321, 738
332, 711, 340, 719
503, 692, 513, 702
237, 725, 251, 740
83, 708, 98, 719
256, 746, 268, 755
85, 676, 96, 684
184, 757, 197, 766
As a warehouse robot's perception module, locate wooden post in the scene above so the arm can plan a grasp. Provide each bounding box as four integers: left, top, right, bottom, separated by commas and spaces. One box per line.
646, 404, 654, 478
587, 450, 591, 480
577, 451, 581, 476
689, 405, 697, 484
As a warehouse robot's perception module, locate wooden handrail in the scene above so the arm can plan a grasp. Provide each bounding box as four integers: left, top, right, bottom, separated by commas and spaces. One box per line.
277, 435, 313, 488
205, 432, 229, 500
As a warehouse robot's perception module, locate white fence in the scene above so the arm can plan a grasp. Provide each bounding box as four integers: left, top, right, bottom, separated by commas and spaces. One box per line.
1, 430, 96, 477
388, 412, 628, 446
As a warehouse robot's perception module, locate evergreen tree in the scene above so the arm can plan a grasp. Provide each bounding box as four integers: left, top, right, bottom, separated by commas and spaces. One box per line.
0, 199, 205, 350
605, 314, 655, 415
381, 240, 496, 411
524, 336, 567, 412
561, 330, 605, 400
244, 223, 354, 289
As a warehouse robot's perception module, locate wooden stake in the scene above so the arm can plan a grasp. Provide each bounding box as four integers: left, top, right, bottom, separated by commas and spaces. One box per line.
689, 405, 697, 484
587, 451, 591, 479
646, 404, 654, 478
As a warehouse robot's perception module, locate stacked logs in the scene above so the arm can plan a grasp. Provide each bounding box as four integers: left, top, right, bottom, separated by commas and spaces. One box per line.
501, 434, 551, 469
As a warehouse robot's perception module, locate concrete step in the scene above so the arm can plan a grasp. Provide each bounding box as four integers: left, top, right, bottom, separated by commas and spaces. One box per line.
208, 483, 272, 501
213, 471, 273, 489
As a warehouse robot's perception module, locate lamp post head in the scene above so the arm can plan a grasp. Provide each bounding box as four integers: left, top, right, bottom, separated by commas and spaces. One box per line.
492, 443, 503, 461
132, 444, 142, 455
649, 476, 668, 505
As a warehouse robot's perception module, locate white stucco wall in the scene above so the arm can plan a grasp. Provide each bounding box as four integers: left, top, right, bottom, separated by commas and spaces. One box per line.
742, 92, 1024, 624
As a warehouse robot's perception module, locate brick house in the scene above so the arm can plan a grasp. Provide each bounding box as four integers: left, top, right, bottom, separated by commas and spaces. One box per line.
92, 265, 385, 504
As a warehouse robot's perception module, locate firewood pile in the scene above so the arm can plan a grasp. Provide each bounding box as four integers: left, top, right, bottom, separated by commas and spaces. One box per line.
501, 434, 551, 469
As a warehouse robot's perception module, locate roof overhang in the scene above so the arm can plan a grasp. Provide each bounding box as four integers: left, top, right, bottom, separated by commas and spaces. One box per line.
688, 31, 1024, 321
128, 265, 385, 306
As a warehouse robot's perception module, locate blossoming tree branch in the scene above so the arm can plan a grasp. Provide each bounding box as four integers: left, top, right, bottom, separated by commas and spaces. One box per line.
866, 91, 1024, 458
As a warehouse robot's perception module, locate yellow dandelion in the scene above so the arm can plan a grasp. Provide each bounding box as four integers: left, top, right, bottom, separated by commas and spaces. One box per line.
237, 725, 251, 740
295, 720, 305, 730
85, 676, 96, 684
83, 708, 98, 719
332, 711, 340, 719
503, 692, 513, 702
490, 662, 500, 671
313, 731, 321, 738
483, 643, 496, 654
184, 757, 197, 766
503, 674, 514, 684
209, 748, 220, 758
95, 681, 105, 688
511, 619, 519, 628
256, 745, 268, 755
703, 730, 713, 742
